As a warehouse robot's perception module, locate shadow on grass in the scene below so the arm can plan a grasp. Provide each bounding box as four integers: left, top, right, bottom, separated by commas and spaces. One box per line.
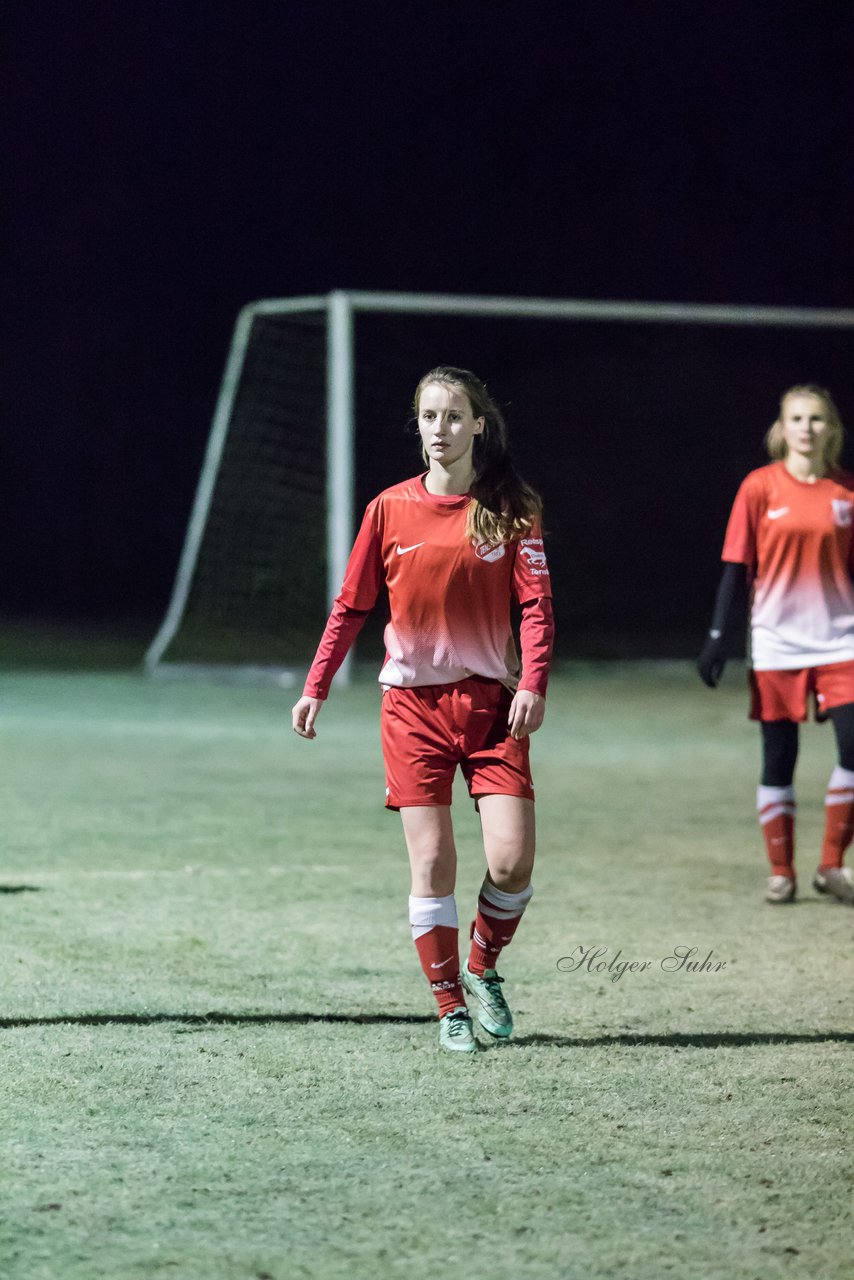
0, 885, 42, 894
0, 1012, 436, 1029
1, 1014, 852, 1045
510, 1030, 854, 1048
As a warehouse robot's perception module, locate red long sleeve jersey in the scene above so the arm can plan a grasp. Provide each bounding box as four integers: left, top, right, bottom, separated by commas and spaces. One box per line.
304, 475, 554, 699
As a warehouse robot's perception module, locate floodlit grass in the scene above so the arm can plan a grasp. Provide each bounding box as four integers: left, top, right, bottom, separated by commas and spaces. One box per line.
1, 665, 852, 1280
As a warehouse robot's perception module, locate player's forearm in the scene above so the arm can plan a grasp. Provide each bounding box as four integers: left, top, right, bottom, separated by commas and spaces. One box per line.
303, 600, 371, 699
518, 596, 554, 698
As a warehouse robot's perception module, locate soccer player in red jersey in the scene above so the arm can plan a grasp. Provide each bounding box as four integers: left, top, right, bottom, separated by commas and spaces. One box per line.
699, 385, 854, 907
292, 367, 554, 1051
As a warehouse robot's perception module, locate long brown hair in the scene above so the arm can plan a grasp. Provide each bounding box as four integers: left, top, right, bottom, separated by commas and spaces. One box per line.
765, 384, 844, 466
413, 366, 542, 545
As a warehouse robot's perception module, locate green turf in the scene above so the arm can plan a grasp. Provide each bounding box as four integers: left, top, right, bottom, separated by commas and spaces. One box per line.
1, 665, 852, 1279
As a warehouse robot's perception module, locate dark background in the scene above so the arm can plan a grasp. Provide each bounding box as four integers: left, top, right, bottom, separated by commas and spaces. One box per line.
2, 0, 853, 660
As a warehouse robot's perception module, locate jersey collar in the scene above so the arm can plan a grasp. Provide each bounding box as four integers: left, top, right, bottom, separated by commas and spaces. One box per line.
417, 472, 472, 509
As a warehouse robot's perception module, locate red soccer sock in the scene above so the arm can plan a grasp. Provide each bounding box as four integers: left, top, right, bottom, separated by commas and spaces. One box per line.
820, 767, 854, 869
467, 879, 533, 976
757, 785, 796, 877
413, 925, 464, 1017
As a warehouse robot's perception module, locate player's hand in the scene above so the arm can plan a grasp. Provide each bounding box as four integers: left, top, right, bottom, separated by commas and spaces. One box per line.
292, 696, 323, 739
697, 633, 726, 688
507, 689, 545, 740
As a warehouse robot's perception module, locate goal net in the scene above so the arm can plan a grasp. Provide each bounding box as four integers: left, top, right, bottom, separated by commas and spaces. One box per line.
146, 292, 854, 680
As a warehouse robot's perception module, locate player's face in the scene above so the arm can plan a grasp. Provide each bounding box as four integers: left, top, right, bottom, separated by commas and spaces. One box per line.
781, 394, 830, 460
418, 382, 484, 468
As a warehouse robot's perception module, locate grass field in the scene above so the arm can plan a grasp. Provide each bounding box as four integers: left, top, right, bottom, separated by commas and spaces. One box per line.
1, 664, 852, 1280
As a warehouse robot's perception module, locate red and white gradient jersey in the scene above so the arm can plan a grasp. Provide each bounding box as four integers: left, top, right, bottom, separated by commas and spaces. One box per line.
722, 462, 854, 670
304, 474, 553, 697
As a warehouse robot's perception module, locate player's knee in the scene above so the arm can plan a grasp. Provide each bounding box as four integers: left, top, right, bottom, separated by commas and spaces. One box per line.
487, 858, 535, 894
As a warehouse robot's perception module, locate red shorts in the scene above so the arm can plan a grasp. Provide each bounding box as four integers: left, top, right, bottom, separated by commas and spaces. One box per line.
380, 676, 535, 809
749, 660, 854, 722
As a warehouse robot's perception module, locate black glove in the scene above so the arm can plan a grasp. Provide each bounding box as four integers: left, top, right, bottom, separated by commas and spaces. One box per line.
697, 631, 726, 688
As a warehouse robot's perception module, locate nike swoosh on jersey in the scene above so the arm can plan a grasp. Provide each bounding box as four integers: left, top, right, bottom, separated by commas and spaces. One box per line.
396, 542, 426, 555
430, 956, 454, 969
767, 507, 789, 520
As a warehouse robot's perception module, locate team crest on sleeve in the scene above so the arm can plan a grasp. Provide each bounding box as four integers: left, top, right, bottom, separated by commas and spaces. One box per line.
475, 541, 506, 563
832, 499, 853, 528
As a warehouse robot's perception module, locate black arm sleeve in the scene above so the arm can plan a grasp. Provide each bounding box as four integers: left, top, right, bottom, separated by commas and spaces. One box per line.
697, 561, 748, 688
708, 560, 748, 642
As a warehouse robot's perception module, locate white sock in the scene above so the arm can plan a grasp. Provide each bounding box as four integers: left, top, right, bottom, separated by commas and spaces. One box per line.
756, 784, 795, 822
478, 879, 534, 917
409, 894, 457, 941
826, 766, 854, 802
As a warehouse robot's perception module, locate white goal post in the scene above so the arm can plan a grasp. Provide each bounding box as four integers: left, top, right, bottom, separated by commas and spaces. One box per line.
145, 290, 854, 683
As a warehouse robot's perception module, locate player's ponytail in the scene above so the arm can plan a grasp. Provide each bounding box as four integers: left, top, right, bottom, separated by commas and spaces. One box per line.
414, 366, 542, 545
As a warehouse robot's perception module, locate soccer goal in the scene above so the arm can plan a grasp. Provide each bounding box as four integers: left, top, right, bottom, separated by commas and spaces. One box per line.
145, 291, 854, 681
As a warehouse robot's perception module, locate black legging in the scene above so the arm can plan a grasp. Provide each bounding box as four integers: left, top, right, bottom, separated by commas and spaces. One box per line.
761, 701, 854, 786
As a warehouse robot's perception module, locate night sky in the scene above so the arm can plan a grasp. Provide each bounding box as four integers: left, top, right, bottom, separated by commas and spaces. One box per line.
3, 1, 853, 655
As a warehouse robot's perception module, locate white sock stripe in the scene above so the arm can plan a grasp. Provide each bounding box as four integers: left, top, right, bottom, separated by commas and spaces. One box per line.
825, 790, 854, 806
829, 766, 854, 788
759, 803, 796, 825
478, 879, 534, 912
408, 894, 458, 929
477, 901, 526, 921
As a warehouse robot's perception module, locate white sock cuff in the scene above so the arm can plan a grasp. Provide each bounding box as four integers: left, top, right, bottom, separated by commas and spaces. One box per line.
757, 785, 795, 810
408, 894, 458, 930
479, 879, 533, 913
826, 765, 854, 807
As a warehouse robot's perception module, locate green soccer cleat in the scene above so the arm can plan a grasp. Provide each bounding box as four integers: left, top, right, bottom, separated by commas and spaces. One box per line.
461, 958, 514, 1038
438, 1006, 478, 1053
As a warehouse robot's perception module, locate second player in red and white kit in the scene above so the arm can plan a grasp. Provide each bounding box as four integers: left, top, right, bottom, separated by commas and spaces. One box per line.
699, 385, 854, 906
293, 367, 554, 1051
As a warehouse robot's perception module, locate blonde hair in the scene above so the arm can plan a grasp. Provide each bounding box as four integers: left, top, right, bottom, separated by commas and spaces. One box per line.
413, 366, 542, 545
765, 384, 844, 466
